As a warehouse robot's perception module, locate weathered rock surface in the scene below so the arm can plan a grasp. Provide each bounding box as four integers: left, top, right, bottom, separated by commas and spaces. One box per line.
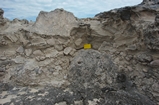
0, 0, 159, 104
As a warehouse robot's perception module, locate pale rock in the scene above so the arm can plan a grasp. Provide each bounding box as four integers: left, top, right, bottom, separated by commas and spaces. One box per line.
98, 41, 111, 51
88, 99, 99, 105
127, 66, 133, 71
31, 38, 46, 46
74, 100, 83, 105
51, 80, 66, 87
35, 56, 46, 61
6, 34, 18, 42
142, 68, 148, 72
120, 52, 126, 57
38, 59, 54, 67
4, 50, 16, 56
55, 101, 67, 105
0, 57, 6, 60
12, 56, 25, 64
32, 9, 78, 36
23, 59, 39, 70
25, 49, 32, 56
44, 48, 58, 58
19, 34, 29, 46
114, 57, 120, 64
152, 83, 159, 92
55, 66, 62, 71
16, 46, 24, 53
75, 38, 82, 46
69, 48, 76, 56
33, 50, 44, 56
63, 47, 72, 55
46, 38, 55, 45
53, 71, 59, 76
150, 60, 159, 67
54, 44, 63, 51
125, 55, 133, 61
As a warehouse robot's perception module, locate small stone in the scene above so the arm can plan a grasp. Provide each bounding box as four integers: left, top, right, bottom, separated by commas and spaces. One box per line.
0, 57, 7, 60
44, 48, 58, 58
125, 55, 133, 61
35, 56, 46, 61
0, 67, 5, 72
12, 56, 25, 64
55, 44, 63, 51
75, 38, 82, 46
152, 83, 159, 92
46, 38, 55, 45
69, 48, 76, 56
64, 47, 72, 55
55, 66, 62, 71
142, 68, 148, 72
150, 60, 159, 67
74, 100, 83, 105
114, 57, 120, 64
137, 53, 153, 63
16, 46, 24, 53
120, 52, 126, 57
33, 50, 44, 56
31, 38, 46, 46
55, 101, 67, 105
25, 49, 32, 56
127, 66, 133, 71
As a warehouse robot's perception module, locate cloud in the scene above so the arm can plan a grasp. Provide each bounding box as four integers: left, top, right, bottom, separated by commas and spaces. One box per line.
0, 0, 142, 21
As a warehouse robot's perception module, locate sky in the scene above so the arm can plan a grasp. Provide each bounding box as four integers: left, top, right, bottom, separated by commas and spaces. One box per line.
1, 0, 143, 21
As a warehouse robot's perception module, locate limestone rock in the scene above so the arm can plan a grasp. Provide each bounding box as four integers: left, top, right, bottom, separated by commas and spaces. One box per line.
75, 38, 82, 46
136, 53, 153, 63
6, 34, 18, 43
23, 59, 39, 70
44, 48, 58, 58
55, 101, 67, 105
33, 50, 44, 56
31, 38, 46, 46
54, 44, 63, 51
46, 38, 55, 45
25, 49, 32, 56
12, 56, 25, 64
16, 46, 24, 53
150, 60, 159, 67
74, 100, 83, 105
32, 9, 78, 36
63, 47, 72, 55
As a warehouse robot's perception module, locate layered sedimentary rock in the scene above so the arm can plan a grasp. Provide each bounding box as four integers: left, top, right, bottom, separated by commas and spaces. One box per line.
0, 0, 159, 104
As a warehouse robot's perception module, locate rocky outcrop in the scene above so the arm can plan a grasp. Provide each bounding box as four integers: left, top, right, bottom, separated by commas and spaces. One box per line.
0, 0, 159, 104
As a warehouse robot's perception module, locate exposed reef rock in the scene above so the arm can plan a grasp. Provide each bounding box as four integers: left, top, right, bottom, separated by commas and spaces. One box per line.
0, 0, 159, 104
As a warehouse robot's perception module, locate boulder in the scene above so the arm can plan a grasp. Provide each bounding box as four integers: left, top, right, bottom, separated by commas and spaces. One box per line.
32, 9, 78, 36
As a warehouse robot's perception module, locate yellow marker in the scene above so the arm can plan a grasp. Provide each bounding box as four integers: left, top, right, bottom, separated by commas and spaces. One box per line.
84, 44, 91, 49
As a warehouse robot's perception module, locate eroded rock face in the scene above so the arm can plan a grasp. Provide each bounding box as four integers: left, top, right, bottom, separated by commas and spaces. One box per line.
0, 0, 159, 104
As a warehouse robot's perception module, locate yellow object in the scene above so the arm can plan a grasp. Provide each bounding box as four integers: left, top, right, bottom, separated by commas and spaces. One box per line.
84, 44, 91, 49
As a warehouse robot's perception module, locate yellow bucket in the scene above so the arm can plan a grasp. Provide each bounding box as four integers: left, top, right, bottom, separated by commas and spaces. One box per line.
84, 44, 91, 49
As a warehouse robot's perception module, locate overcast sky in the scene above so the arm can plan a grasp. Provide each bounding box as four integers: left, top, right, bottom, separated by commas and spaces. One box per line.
1, 0, 142, 21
